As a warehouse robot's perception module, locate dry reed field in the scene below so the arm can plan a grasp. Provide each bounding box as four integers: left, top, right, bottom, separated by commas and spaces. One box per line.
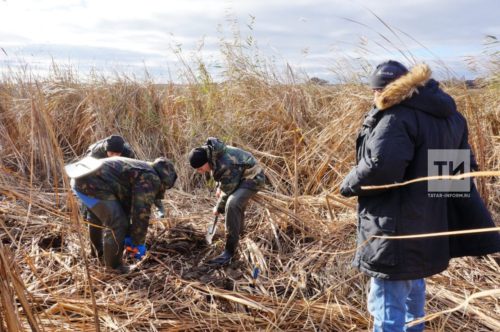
0, 52, 499, 331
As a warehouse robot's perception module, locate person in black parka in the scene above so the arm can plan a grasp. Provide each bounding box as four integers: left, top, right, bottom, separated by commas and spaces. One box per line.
340, 60, 500, 332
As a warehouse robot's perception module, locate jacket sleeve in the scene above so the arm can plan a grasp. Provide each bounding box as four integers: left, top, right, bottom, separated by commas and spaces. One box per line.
129, 174, 158, 245
459, 122, 478, 171
340, 112, 416, 197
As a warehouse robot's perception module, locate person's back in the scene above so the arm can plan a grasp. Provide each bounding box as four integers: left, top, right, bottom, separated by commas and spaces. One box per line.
208, 137, 265, 195
349, 65, 468, 279
84, 135, 167, 218
75, 157, 160, 201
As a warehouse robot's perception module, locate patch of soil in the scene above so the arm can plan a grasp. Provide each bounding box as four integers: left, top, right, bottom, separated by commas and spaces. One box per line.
38, 234, 63, 250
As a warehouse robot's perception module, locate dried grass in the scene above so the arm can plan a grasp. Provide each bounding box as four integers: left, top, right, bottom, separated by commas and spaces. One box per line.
0, 53, 499, 331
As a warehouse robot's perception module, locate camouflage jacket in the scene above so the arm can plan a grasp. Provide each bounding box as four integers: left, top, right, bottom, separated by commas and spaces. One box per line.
86, 138, 136, 159
85, 138, 167, 212
205, 138, 265, 213
74, 158, 165, 245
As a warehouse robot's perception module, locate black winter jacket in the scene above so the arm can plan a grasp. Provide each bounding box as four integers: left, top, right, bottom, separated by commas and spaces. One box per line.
340, 64, 500, 280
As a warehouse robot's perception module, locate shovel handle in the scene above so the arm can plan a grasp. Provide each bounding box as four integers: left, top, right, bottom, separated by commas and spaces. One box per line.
210, 215, 219, 233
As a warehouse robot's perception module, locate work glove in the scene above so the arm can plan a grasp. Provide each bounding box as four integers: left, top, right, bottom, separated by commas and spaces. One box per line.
124, 236, 146, 259
212, 206, 220, 216
339, 169, 362, 197
126, 244, 146, 260
154, 200, 166, 218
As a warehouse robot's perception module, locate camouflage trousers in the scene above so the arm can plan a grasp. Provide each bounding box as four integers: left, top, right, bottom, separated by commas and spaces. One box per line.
87, 200, 129, 269
224, 188, 256, 255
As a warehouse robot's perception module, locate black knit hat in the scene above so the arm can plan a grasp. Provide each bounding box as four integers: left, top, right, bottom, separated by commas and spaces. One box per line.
188, 147, 208, 168
369, 60, 408, 89
105, 135, 125, 153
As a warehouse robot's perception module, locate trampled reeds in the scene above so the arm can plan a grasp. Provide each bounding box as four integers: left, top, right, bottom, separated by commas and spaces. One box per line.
0, 50, 499, 331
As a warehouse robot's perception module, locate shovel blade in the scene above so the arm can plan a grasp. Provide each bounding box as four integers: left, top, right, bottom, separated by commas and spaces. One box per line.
205, 233, 214, 244
205, 216, 218, 244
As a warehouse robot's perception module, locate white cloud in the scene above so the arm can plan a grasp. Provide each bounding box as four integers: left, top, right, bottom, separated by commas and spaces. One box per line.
0, 0, 499, 81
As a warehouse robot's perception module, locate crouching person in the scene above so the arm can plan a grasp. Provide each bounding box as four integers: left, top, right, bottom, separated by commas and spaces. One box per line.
86, 134, 136, 159
72, 157, 177, 273
189, 137, 265, 266
85, 134, 166, 218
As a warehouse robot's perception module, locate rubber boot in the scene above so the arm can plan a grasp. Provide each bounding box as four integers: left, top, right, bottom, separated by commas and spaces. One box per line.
207, 250, 233, 267
87, 210, 103, 258
89, 200, 129, 272
103, 232, 124, 269
206, 226, 239, 267
105, 264, 130, 274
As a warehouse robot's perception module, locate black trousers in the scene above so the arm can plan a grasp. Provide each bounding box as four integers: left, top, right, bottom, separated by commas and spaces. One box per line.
224, 188, 256, 255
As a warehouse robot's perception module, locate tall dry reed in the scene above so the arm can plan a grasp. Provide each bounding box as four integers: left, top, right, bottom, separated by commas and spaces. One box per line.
0, 37, 498, 331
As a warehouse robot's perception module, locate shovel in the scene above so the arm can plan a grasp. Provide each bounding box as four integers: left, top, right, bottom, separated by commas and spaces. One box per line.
205, 215, 219, 244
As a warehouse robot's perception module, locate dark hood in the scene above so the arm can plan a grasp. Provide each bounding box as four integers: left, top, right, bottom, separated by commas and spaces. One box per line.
206, 137, 227, 162
401, 79, 456, 118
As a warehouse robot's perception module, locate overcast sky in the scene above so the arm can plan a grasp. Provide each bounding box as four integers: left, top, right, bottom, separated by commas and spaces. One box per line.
0, 0, 498, 82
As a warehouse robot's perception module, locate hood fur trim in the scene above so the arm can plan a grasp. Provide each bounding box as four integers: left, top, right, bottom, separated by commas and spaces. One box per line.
374, 64, 432, 110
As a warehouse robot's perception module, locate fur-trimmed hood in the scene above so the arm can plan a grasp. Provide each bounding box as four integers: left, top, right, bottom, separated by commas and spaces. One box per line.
374, 64, 456, 118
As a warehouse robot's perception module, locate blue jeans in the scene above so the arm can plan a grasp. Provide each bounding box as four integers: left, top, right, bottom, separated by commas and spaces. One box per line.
368, 278, 426, 332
